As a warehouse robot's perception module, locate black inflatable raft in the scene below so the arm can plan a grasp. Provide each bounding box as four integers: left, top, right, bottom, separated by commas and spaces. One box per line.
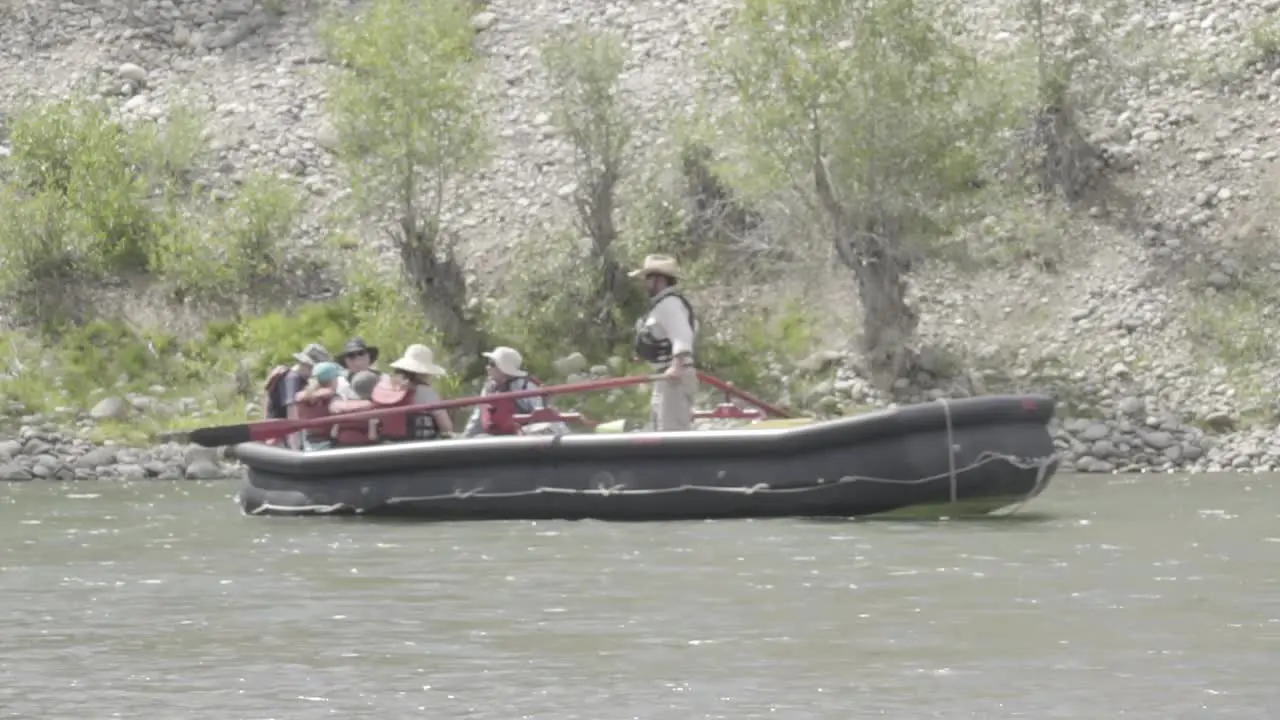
232, 394, 1060, 521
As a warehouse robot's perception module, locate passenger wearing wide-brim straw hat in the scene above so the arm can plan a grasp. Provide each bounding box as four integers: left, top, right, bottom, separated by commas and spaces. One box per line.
481, 346, 529, 378
389, 344, 448, 377
629, 254, 699, 432
379, 344, 455, 439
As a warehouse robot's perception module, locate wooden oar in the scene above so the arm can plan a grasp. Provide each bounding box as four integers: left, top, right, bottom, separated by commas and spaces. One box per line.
183, 373, 665, 448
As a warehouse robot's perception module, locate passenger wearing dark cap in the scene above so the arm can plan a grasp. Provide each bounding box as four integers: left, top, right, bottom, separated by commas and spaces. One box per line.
336, 337, 381, 400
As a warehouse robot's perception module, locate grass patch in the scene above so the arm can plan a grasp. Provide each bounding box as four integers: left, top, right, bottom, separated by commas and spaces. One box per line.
1184, 289, 1280, 428
0, 263, 459, 444
0, 285, 829, 443
1245, 15, 1280, 70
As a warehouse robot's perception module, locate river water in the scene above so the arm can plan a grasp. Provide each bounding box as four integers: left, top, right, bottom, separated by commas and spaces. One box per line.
1, 473, 1277, 719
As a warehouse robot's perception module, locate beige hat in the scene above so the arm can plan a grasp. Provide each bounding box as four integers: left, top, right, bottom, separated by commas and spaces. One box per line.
388, 344, 447, 376
293, 342, 331, 366
482, 346, 528, 377
628, 253, 680, 280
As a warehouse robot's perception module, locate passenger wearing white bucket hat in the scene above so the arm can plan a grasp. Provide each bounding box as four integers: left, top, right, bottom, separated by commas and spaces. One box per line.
629, 254, 699, 432
462, 346, 568, 438
368, 344, 455, 441
482, 346, 528, 378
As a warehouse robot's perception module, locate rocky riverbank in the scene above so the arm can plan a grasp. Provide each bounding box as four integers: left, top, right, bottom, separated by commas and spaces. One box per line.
0, 427, 238, 482
2, 387, 1277, 481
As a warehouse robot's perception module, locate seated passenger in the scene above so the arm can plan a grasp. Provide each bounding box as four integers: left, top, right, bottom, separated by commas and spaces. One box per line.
335, 337, 381, 400
462, 346, 567, 438
327, 370, 382, 446
294, 361, 346, 451
368, 344, 455, 442
263, 342, 330, 449
349, 369, 380, 400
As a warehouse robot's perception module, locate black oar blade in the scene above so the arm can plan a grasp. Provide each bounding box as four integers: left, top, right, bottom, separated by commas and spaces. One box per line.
187, 423, 253, 448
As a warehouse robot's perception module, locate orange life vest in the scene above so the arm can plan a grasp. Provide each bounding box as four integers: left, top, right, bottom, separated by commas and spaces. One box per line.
370, 376, 438, 441
329, 398, 379, 446
293, 387, 336, 443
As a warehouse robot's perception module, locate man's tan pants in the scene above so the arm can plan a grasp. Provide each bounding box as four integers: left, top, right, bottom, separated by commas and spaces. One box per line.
651, 367, 697, 432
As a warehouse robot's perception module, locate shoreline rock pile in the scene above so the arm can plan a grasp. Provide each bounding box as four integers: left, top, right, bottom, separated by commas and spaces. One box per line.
4, 364, 1278, 481
0, 426, 239, 482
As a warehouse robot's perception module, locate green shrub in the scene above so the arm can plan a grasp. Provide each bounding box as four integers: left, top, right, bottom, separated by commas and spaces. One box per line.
489, 228, 617, 364
149, 171, 303, 307
0, 257, 467, 441
3, 95, 169, 275
0, 95, 307, 321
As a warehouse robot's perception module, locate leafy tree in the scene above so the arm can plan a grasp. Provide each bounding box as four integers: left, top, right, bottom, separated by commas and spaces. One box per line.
1015, 0, 1157, 202
320, 0, 491, 361
706, 0, 1016, 387
540, 25, 646, 348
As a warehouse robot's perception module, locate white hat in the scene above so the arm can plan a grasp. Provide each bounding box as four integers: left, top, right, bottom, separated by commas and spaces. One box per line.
482, 346, 528, 377
627, 253, 681, 280
388, 344, 447, 376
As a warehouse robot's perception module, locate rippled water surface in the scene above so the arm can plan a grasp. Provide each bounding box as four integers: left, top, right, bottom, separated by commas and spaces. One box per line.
1, 473, 1277, 719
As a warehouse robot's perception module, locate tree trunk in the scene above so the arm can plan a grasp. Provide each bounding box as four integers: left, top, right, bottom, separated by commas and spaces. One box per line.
812, 153, 918, 389
844, 219, 918, 388
392, 214, 488, 365
575, 166, 645, 351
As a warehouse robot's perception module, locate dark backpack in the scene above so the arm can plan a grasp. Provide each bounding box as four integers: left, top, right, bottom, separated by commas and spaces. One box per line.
263, 365, 291, 419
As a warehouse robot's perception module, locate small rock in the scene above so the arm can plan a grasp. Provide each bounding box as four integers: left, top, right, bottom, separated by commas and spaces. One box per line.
184, 458, 224, 479
552, 352, 589, 377
118, 63, 148, 85
0, 464, 32, 482
89, 397, 129, 420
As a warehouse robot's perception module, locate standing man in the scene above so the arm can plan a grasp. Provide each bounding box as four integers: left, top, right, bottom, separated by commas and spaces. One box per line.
629, 254, 698, 432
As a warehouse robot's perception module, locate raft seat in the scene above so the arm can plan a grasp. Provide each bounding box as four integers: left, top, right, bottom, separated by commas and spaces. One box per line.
514, 407, 596, 429
694, 403, 764, 421
512, 403, 762, 430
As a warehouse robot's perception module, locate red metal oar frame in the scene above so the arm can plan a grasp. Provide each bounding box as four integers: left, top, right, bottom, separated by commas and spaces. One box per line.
184, 371, 790, 447
512, 370, 792, 429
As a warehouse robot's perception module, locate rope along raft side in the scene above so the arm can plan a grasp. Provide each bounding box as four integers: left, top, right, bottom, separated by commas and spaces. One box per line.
238, 452, 1059, 518
233, 393, 1062, 521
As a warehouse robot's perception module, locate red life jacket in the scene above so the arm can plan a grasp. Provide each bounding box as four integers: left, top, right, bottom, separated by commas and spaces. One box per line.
329, 398, 378, 446
370, 376, 438, 441
478, 377, 544, 436
293, 387, 336, 443
479, 399, 519, 436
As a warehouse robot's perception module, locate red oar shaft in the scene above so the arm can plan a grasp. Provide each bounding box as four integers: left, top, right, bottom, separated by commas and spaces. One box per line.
253, 373, 664, 441
187, 373, 664, 447
695, 371, 793, 419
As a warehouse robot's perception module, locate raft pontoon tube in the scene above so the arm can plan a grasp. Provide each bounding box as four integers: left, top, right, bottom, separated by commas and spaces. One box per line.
233, 394, 1060, 521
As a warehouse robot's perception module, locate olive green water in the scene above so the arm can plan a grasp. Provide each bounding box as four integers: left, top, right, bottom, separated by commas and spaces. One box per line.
1, 473, 1277, 719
